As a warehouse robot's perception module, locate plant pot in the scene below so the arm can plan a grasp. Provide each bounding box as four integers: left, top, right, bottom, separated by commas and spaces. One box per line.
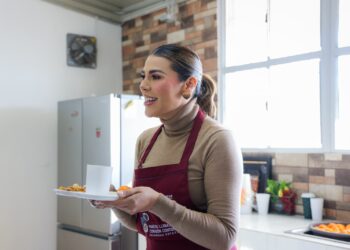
270, 198, 285, 214
270, 194, 296, 215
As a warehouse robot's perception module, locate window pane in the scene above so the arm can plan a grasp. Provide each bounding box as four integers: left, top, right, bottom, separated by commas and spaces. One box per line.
339, 0, 350, 47
269, 0, 320, 58
225, 0, 268, 66
335, 55, 350, 150
224, 69, 269, 148
269, 60, 321, 148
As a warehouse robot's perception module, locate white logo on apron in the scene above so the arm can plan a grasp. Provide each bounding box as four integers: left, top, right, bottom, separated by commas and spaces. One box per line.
141, 212, 149, 233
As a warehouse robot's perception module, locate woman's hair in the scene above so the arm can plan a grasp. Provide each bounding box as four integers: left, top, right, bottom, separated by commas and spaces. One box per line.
150, 44, 217, 118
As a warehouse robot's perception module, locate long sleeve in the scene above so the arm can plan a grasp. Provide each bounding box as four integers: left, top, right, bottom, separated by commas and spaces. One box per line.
149, 129, 243, 250
111, 208, 137, 231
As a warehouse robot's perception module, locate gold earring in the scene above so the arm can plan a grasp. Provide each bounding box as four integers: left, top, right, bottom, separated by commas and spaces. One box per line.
182, 91, 191, 99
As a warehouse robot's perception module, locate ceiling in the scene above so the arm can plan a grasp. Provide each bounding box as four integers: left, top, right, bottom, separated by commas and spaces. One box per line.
43, 0, 169, 24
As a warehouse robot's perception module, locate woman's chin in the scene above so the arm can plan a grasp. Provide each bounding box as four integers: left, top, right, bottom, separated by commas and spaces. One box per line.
145, 109, 157, 118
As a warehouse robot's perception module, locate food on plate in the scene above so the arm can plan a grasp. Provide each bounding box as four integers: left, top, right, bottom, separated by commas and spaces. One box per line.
58, 184, 130, 193
313, 223, 350, 234
58, 183, 86, 192
117, 185, 131, 191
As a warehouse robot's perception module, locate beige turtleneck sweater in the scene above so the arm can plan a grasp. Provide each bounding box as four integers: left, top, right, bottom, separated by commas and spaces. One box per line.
113, 99, 243, 250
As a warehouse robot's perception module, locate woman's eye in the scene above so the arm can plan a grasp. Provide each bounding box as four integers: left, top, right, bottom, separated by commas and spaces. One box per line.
151, 74, 162, 80
139, 73, 145, 79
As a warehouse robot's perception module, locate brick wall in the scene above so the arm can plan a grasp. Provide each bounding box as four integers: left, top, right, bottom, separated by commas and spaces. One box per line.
121, 0, 218, 95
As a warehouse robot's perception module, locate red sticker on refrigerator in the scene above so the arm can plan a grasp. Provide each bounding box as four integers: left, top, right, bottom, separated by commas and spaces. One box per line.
96, 128, 101, 138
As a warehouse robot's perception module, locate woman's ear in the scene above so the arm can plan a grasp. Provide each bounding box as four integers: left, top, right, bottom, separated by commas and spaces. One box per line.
181, 76, 198, 99
185, 76, 198, 90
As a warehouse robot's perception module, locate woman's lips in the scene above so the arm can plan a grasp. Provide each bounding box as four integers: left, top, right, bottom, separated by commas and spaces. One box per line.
144, 96, 158, 106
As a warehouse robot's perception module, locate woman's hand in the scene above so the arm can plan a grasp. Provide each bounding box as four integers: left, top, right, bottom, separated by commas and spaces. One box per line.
90, 187, 160, 215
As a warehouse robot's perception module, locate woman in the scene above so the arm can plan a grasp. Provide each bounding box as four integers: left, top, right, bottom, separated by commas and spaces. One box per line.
92, 44, 243, 250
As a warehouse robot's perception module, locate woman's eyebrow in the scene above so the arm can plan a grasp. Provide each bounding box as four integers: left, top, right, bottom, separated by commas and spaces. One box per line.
150, 69, 166, 74
141, 69, 167, 75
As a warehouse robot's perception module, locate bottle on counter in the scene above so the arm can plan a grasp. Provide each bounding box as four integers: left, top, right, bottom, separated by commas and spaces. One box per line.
240, 173, 253, 214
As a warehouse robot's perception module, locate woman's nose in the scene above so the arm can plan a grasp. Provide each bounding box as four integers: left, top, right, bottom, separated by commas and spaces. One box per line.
139, 80, 150, 92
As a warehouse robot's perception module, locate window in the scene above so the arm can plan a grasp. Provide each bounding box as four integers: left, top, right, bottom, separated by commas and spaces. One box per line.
219, 0, 350, 151
335, 0, 350, 150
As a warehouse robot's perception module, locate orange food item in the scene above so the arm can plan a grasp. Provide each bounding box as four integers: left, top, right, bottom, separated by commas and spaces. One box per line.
58, 183, 86, 192
118, 185, 131, 191
314, 223, 350, 235
240, 190, 246, 205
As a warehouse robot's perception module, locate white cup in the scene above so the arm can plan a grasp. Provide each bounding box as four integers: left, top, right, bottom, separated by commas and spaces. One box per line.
256, 193, 271, 215
310, 197, 324, 221
86, 164, 112, 194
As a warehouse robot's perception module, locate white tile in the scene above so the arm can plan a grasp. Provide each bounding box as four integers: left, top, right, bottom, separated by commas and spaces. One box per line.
324, 153, 342, 161
275, 153, 308, 167
309, 184, 343, 201
193, 8, 217, 20
278, 174, 293, 183
167, 30, 185, 44
325, 169, 335, 177
135, 45, 149, 53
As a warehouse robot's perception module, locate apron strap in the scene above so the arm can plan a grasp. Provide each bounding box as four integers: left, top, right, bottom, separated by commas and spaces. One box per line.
138, 125, 163, 168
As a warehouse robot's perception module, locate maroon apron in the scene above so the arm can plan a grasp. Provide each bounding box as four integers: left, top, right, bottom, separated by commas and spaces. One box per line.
134, 109, 237, 250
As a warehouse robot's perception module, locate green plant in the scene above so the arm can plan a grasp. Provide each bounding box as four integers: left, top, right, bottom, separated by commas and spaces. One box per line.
265, 179, 291, 202
266, 179, 297, 214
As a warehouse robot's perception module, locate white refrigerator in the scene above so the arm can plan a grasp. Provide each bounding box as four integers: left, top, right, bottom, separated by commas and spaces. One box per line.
57, 94, 158, 250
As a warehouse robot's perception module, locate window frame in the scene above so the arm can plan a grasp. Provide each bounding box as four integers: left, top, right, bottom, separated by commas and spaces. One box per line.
218, 0, 350, 153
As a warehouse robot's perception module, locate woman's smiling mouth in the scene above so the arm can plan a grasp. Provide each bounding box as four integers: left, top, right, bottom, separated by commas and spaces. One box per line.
144, 96, 158, 105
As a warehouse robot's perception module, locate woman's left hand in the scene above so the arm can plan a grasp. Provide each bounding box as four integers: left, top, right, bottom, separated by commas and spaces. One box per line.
90, 187, 160, 215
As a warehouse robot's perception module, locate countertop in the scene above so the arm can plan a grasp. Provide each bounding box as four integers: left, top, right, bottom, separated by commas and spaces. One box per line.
239, 213, 350, 249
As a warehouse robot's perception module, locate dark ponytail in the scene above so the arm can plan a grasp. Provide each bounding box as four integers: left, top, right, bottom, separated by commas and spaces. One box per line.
151, 44, 217, 118
197, 73, 217, 118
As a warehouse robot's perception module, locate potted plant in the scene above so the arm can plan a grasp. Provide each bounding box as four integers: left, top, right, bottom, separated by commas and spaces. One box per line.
265, 179, 297, 215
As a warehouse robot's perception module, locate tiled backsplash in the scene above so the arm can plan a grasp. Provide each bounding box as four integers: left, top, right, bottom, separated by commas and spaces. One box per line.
121, 0, 218, 95
245, 153, 350, 220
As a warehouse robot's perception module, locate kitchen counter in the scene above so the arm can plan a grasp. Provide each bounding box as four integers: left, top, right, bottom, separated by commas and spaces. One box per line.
239, 213, 350, 249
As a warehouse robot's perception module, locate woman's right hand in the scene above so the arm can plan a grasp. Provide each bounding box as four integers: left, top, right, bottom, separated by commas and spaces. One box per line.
89, 186, 160, 215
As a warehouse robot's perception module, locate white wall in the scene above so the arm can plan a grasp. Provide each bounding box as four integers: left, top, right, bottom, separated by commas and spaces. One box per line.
0, 1, 122, 250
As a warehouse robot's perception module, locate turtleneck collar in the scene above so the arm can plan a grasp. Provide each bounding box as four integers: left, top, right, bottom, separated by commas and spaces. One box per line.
160, 98, 199, 136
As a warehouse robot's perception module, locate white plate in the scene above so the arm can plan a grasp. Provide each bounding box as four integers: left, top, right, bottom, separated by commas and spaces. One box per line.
54, 189, 119, 201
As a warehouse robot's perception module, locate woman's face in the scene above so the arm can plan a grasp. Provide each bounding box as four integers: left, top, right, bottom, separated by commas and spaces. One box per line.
140, 55, 187, 119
